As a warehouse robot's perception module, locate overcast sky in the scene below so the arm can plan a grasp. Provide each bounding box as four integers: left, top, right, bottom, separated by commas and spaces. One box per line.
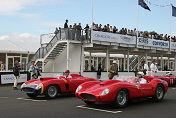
0, 0, 176, 52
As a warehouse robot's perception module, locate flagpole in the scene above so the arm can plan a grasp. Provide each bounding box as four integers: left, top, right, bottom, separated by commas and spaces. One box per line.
170, 3, 172, 51
136, 0, 139, 48
91, 0, 93, 43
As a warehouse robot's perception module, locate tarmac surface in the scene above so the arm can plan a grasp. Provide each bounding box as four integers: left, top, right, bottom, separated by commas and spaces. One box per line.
0, 84, 176, 118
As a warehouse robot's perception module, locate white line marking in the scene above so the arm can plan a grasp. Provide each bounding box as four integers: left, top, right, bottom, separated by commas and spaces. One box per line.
23, 98, 33, 101
172, 88, 176, 90
76, 105, 122, 114
32, 100, 47, 102
0, 97, 8, 99
16, 97, 25, 100
16, 97, 47, 102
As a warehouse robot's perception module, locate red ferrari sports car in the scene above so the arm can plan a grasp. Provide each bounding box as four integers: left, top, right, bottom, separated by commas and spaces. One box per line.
75, 76, 168, 108
155, 73, 176, 86
21, 74, 98, 98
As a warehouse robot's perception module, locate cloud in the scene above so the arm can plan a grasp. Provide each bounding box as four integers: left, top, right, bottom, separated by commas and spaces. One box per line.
0, 0, 71, 17
0, 33, 40, 53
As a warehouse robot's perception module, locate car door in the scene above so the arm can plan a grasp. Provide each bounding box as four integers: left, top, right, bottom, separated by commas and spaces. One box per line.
140, 83, 153, 97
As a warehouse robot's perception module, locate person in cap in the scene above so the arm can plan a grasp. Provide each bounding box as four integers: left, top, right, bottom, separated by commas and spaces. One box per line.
64, 70, 72, 78
63, 70, 72, 90
137, 72, 148, 84
150, 60, 158, 77
108, 60, 119, 80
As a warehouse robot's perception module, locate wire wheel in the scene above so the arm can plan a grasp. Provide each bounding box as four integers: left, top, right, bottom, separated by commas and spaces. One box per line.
114, 89, 128, 108
156, 86, 164, 100
153, 84, 164, 102
45, 85, 58, 98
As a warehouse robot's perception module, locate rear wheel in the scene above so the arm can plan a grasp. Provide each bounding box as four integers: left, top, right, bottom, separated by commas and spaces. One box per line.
27, 93, 38, 98
114, 89, 128, 108
84, 101, 95, 105
153, 84, 164, 102
45, 85, 58, 99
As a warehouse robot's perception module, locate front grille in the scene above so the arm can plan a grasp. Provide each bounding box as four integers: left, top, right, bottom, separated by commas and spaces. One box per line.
80, 93, 95, 101
22, 87, 34, 93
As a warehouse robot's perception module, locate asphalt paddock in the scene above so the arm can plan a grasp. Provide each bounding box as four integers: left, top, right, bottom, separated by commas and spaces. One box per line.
0, 85, 176, 118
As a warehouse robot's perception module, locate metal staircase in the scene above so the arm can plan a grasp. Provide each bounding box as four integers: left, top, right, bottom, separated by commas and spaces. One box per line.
27, 28, 90, 70
27, 29, 68, 70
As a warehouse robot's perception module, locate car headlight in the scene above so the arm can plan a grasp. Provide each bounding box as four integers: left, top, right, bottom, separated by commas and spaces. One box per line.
36, 83, 43, 90
76, 85, 82, 92
21, 83, 26, 89
101, 88, 109, 96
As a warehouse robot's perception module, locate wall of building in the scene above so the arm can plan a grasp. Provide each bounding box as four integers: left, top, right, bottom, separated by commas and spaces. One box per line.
44, 43, 81, 72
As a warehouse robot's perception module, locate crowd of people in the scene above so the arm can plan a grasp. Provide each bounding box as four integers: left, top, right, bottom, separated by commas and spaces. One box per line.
54, 19, 176, 42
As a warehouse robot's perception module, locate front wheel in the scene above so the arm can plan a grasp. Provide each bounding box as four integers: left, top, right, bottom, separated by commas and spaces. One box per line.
153, 84, 164, 102
114, 89, 128, 108
45, 85, 58, 99
27, 93, 38, 98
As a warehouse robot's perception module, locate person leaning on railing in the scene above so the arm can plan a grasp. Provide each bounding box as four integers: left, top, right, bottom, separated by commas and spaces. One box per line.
54, 27, 59, 34
84, 24, 89, 40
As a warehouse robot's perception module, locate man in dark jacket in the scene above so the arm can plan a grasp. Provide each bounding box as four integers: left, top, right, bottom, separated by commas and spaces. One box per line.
13, 60, 20, 90
97, 63, 102, 79
64, 19, 68, 28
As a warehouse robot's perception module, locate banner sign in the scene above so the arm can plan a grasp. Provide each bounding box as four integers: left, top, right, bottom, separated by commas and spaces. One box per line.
92, 31, 136, 44
171, 42, 176, 49
92, 31, 176, 49
1, 74, 28, 84
138, 37, 169, 48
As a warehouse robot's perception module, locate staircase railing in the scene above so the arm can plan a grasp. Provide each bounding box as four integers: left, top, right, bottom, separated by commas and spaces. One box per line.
27, 28, 91, 69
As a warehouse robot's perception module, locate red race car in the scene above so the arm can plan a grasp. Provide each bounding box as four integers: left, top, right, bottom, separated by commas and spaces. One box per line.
21, 74, 98, 99
155, 72, 176, 86
75, 76, 168, 108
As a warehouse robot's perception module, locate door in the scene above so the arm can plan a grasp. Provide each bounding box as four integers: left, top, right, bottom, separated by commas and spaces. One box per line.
7, 57, 14, 71
140, 83, 153, 96
21, 57, 27, 71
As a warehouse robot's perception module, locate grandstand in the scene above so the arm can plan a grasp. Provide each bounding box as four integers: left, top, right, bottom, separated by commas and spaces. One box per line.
28, 28, 176, 79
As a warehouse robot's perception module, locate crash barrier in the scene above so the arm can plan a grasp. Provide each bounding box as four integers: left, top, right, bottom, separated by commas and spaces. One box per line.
0, 71, 31, 85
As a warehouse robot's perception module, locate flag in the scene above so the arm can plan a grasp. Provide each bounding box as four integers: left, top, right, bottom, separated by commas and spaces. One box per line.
172, 5, 176, 17
138, 0, 151, 11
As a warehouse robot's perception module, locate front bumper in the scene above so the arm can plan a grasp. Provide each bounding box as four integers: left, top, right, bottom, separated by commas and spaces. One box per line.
21, 84, 43, 95
76, 92, 115, 103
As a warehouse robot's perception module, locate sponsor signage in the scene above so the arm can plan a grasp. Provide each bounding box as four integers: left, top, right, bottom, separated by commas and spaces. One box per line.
138, 38, 169, 48
1, 74, 28, 84
171, 42, 176, 49
92, 31, 176, 49
92, 31, 136, 44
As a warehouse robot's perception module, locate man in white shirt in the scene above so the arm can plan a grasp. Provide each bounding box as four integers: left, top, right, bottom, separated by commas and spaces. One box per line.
140, 61, 149, 75
137, 72, 148, 84
150, 60, 158, 77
